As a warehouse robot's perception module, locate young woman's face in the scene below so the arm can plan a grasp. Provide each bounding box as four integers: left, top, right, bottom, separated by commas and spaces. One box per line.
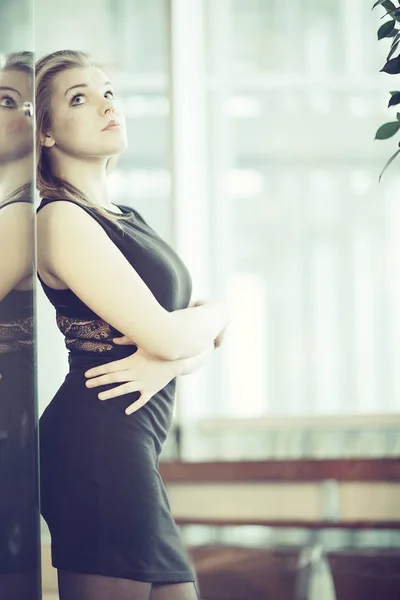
0, 69, 32, 163
45, 66, 127, 159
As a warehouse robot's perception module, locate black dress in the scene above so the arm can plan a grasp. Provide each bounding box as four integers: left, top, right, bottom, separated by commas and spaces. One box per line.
37, 198, 195, 584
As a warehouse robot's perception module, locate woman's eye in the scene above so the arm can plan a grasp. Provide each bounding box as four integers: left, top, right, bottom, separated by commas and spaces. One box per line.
0, 96, 16, 109
70, 94, 86, 106
105, 90, 115, 100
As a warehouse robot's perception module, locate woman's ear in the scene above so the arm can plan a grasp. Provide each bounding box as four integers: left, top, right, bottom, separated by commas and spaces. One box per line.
40, 132, 55, 148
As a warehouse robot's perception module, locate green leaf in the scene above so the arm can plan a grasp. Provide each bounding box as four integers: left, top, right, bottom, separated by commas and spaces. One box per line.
390, 90, 400, 94
381, 7, 400, 19
381, 55, 400, 73
375, 121, 400, 139
388, 91, 400, 106
373, 0, 395, 9
387, 40, 400, 60
389, 30, 400, 53
383, 0, 397, 9
378, 19, 397, 39
379, 148, 400, 181
392, 33, 400, 46
391, 30, 400, 44
381, 9, 398, 17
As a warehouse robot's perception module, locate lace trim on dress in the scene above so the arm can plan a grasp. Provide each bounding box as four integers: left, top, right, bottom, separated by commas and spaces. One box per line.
56, 314, 120, 353
0, 317, 33, 353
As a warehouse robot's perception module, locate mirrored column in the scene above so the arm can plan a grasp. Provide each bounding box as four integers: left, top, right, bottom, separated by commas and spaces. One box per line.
0, 0, 40, 598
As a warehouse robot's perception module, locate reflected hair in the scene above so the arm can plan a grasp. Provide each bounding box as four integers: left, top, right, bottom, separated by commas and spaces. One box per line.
1, 51, 34, 75
35, 49, 129, 227
0, 52, 33, 205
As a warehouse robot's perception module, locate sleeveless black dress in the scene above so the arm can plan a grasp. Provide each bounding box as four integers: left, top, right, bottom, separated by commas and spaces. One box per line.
37, 198, 195, 584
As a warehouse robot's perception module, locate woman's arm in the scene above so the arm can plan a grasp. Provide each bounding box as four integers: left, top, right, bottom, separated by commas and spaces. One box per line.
0, 203, 33, 301
84, 341, 216, 413
174, 340, 215, 375
37, 201, 228, 360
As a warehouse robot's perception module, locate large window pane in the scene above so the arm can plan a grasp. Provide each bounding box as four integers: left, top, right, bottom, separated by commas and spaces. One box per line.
174, 0, 400, 461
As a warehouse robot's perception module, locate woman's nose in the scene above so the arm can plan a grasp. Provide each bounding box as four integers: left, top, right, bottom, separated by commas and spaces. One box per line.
100, 98, 115, 115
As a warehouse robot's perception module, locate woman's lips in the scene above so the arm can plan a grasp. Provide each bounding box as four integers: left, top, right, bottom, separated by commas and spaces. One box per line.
103, 124, 121, 131
102, 119, 121, 131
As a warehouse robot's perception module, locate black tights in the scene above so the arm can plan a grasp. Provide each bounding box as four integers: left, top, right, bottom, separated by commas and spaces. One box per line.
57, 570, 200, 600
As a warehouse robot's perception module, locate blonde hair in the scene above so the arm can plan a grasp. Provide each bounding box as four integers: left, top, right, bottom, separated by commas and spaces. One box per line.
35, 49, 130, 227
1, 50, 34, 75
0, 51, 33, 205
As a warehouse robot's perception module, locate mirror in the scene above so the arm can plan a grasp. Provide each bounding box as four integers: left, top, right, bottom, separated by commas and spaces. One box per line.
0, 1, 40, 596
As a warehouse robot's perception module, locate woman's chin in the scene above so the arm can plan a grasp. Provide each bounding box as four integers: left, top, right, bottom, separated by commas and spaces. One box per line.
103, 140, 127, 156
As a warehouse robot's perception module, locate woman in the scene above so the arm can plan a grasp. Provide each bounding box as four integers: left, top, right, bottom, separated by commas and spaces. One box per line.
0, 52, 39, 599
36, 50, 228, 600
0, 52, 33, 205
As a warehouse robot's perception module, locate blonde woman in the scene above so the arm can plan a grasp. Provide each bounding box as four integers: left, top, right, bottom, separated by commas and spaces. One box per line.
36, 50, 228, 600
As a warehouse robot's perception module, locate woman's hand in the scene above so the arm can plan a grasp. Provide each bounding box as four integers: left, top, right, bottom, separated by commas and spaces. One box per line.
112, 334, 137, 347
84, 341, 178, 416
83, 301, 227, 415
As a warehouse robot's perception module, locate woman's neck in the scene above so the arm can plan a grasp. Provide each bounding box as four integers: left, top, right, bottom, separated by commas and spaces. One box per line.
0, 154, 33, 203
50, 152, 114, 209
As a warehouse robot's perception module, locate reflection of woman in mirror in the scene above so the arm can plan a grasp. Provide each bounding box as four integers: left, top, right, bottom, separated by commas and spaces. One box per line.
0, 51, 33, 207
36, 50, 228, 600
0, 52, 38, 599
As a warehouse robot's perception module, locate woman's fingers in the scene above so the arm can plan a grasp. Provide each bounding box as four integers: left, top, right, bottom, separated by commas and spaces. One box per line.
85, 369, 132, 388
98, 381, 143, 401
84, 358, 128, 379
125, 393, 150, 415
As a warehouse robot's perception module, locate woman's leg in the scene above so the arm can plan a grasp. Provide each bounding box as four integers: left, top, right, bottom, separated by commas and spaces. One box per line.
150, 581, 199, 600
57, 570, 152, 600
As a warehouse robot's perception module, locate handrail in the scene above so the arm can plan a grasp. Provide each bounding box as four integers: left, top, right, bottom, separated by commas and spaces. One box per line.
159, 458, 400, 482
195, 414, 400, 430
172, 517, 400, 530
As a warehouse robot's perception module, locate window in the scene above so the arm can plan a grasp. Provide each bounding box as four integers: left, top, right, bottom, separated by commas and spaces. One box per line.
169, 0, 400, 460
